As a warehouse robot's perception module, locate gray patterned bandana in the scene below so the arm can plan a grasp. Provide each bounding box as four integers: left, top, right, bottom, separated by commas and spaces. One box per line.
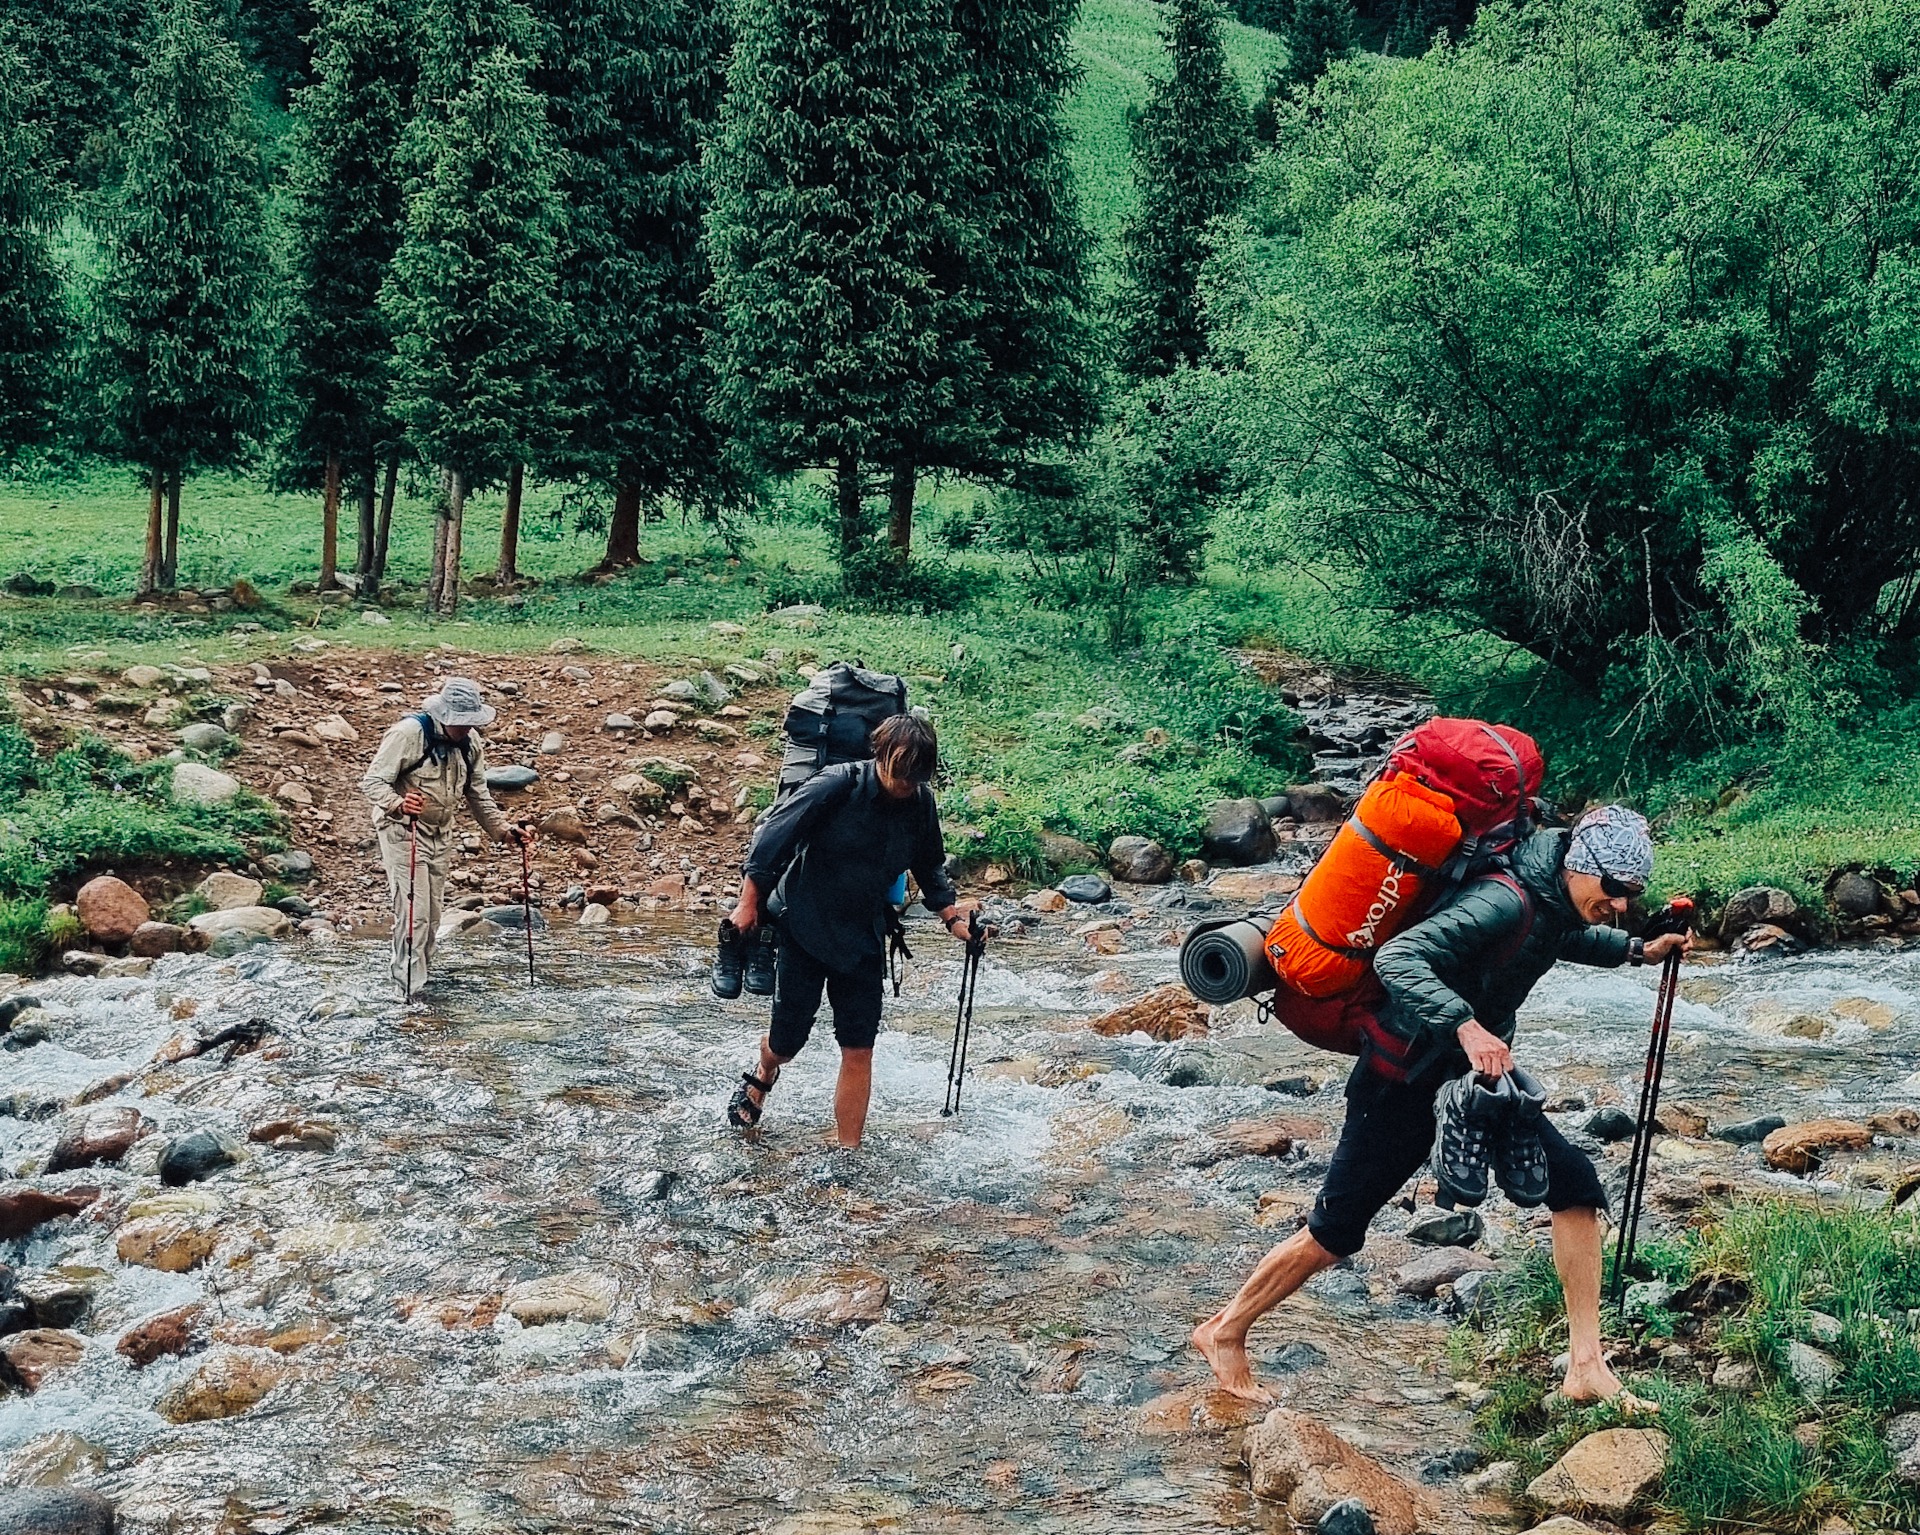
1564, 805, 1654, 889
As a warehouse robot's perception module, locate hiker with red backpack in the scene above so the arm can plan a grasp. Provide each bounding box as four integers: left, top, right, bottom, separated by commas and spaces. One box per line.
1185, 725, 1691, 1406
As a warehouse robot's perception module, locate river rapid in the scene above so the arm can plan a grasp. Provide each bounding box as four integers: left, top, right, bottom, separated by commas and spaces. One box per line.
4, 896, 1920, 1533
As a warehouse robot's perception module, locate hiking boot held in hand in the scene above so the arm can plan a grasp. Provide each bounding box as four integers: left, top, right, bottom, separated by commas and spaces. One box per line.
712, 919, 747, 999
1430, 1072, 1505, 1209
744, 924, 778, 996
1491, 1066, 1550, 1207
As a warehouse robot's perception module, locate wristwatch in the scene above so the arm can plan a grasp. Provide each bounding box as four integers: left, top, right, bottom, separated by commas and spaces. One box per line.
1628, 937, 1646, 966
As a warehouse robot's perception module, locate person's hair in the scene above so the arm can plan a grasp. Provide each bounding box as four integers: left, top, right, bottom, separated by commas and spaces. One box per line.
872, 713, 938, 783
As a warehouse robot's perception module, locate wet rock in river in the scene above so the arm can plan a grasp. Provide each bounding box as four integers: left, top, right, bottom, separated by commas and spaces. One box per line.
0, 1329, 84, 1392
46, 1105, 150, 1172
0, 1186, 99, 1241
1395, 1248, 1497, 1298
248, 1117, 337, 1151
0, 1488, 117, 1535
504, 1270, 619, 1325
1763, 1119, 1871, 1173
1525, 1427, 1669, 1518
1139, 1384, 1270, 1435
115, 1215, 218, 1272
1107, 836, 1173, 884
1406, 1208, 1483, 1247
1317, 1498, 1376, 1535
1, 1021, 47, 1051
0, 996, 40, 1031
16, 1279, 89, 1331
1284, 784, 1348, 824
1085, 985, 1208, 1042
482, 905, 546, 930
1203, 799, 1277, 867
187, 905, 291, 940
1244, 1408, 1432, 1534
160, 1346, 286, 1422
2, 1431, 107, 1490
158, 1128, 242, 1185
1584, 1106, 1637, 1141
1719, 885, 1802, 941
1714, 1113, 1786, 1144
756, 1267, 891, 1327
75, 875, 148, 943
117, 1304, 205, 1367
1736, 922, 1803, 955
1056, 873, 1110, 904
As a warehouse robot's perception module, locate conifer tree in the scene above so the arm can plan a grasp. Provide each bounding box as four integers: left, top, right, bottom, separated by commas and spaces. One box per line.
97, 0, 270, 596
286, 0, 415, 592
0, 54, 65, 457
533, 0, 729, 573
1114, 0, 1252, 381
939, 0, 1097, 548
708, 0, 980, 566
381, 11, 566, 616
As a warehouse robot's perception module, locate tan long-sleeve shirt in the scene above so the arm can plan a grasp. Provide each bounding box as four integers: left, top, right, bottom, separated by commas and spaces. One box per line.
359, 715, 511, 838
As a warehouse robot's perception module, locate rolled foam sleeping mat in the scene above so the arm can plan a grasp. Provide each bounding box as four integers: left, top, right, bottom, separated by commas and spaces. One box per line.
1179, 917, 1280, 1004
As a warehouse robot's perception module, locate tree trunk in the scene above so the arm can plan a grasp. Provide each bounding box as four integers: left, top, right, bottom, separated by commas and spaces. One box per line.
887, 457, 915, 558
440, 468, 465, 617
836, 452, 864, 566
496, 461, 523, 586
320, 449, 341, 591
355, 458, 377, 580
162, 470, 181, 590
428, 467, 451, 613
604, 478, 642, 569
138, 467, 163, 597
373, 450, 398, 584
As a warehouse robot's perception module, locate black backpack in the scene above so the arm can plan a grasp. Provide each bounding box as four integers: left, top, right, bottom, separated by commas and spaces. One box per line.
777, 663, 909, 797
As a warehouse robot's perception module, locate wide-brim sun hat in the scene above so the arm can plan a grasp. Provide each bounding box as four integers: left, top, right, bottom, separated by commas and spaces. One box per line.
421, 676, 496, 728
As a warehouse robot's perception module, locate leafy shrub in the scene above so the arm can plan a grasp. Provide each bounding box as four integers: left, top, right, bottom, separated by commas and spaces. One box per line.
0, 897, 51, 974
837, 542, 988, 615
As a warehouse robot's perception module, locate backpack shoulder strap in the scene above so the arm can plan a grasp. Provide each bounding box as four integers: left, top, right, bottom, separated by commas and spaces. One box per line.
401, 712, 474, 777
1482, 869, 1537, 964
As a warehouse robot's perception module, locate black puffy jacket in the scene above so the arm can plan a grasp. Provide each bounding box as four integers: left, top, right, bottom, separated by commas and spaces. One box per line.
1371, 828, 1632, 1073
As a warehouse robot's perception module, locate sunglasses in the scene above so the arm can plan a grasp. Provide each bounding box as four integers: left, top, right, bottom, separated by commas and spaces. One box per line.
1600, 873, 1644, 900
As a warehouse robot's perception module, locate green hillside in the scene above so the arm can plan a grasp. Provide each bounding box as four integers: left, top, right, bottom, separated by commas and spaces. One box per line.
1066, 0, 1286, 252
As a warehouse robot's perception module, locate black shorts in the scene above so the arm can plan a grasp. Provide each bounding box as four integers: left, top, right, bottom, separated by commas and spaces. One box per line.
1307, 1067, 1608, 1258
767, 931, 883, 1056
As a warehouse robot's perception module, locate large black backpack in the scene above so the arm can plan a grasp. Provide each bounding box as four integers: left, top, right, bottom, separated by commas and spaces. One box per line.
777, 662, 909, 797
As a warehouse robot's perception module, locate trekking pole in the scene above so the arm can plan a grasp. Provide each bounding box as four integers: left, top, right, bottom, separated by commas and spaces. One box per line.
404, 815, 419, 999
517, 826, 535, 984
942, 911, 986, 1117
1611, 897, 1695, 1309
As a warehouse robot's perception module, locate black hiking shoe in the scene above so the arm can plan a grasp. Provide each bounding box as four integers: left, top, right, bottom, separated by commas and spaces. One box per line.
712, 920, 747, 999
744, 925, 778, 996
1430, 1072, 1504, 1209
1492, 1067, 1550, 1207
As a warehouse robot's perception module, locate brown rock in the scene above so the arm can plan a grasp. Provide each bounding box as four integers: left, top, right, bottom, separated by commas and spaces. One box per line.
274, 781, 314, 806
1525, 1427, 1669, 1517
1085, 985, 1209, 1042
1521, 1522, 1611, 1535
1868, 1107, 1920, 1136
0, 1329, 85, 1392
1285, 785, 1348, 823
1022, 888, 1070, 913
115, 1215, 218, 1272
129, 920, 187, 957
159, 1346, 287, 1423
1208, 869, 1304, 903
1395, 1247, 1498, 1298
0, 1184, 100, 1240
538, 806, 589, 845
246, 1116, 338, 1151
45, 1104, 150, 1172
116, 1305, 205, 1367
1040, 830, 1099, 872
1218, 1118, 1307, 1158
645, 872, 686, 899
756, 1267, 891, 1326
266, 1321, 343, 1354
1656, 1101, 1709, 1138
75, 875, 148, 943
1139, 1384, 1268, 1435
1243, 1408, 1433, 1534
1763, 1119, 1872, 1174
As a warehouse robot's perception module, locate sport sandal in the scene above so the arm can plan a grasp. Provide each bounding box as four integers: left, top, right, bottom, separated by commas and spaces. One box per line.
727, 1066, 779, 1128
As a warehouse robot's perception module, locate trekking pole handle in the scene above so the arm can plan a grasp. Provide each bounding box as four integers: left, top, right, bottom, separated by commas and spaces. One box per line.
1643, 896, 1695, 940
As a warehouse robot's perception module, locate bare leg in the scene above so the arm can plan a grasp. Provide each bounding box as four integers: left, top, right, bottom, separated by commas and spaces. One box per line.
1554, 1206, 1640, 1403
834, 1047, 874, 1150
1193, 1225, 1343, 1403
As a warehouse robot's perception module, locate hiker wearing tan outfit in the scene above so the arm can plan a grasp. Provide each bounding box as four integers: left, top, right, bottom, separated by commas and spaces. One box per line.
359, 678, 534, 998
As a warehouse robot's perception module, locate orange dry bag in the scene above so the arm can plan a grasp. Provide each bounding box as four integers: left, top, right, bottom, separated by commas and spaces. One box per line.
1264, 772, 1463, 998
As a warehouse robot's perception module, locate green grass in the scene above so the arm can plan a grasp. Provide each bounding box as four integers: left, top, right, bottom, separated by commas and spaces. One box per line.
1066, 0, 1287, 254
1461, 1200, 1920, 1534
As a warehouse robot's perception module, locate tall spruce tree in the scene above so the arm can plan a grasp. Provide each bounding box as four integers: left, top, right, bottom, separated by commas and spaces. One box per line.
533, 0, 729, 574
708, 0, 981, 566
936, 0, 1097, 550
0, 53, 66, 457
286, 0, 415, 592
1114, 0, 1252, 381
97, 0, 270, 596
381, 12, 566, 616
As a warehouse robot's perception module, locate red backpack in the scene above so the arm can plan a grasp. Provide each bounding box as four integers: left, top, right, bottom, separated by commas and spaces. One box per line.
1382, 718, 1543, 859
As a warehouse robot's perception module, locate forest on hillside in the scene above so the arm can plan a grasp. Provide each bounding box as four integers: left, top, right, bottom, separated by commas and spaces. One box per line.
3, 0, 1920, 786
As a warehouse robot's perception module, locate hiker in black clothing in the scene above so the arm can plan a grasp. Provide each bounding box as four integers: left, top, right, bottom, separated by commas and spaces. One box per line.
724, 714, 980, 1149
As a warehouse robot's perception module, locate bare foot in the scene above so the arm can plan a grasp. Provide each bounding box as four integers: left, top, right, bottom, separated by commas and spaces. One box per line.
1559, 1357, 1655, 1414
1192, 1314, 1276, 1404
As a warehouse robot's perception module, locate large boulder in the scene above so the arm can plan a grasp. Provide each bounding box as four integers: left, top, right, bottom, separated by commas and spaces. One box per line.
1040, 831, 1099, 873
75, 876, 148, 944
129, 920, 188, 958
195, 871, 263, 911
1719, 886, 1801, 941
1203, 799, 1277, 867
158, 1129, 242, 1186
0, 1330, 85, 1393
159, 1347, 286, 1423
170, 761, 241, 807
115, 1216, 218, 1272
0, 1489, 117, 1535
1830, 870, 1882, 918
538, 807, 589, 845
0, 1185, 100, 1240
1108, 835, 1174, 884
1762, 1119, 1871, 1174
1057, 874, 1111, 904
117, 1304, 205, 1368
46, 1105, 150, 1173
1525, 1428, 1668, 1518
188, 906, 292, 940
1085, 986, 1209, 1042
1243, 1409, 1432, 1534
